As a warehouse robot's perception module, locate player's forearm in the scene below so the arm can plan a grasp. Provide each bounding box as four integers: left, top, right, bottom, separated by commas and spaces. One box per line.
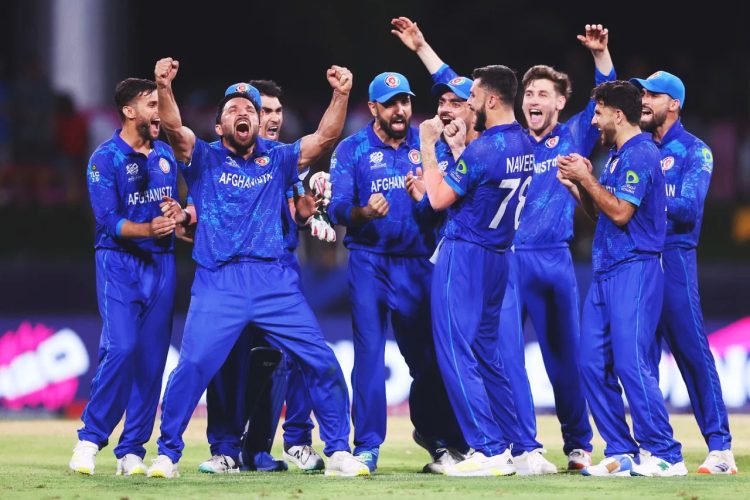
118, 220, 154, 239
300, 91, 349, 168
157, 84, 194, 162
416, 43, 445, 75
592, 47, 613, 77
422, 145, 452, 210
580, 175, 633, 226
294, 194, 316, 223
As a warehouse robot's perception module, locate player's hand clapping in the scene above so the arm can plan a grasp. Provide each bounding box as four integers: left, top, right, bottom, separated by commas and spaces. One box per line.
149, 216, 176, 239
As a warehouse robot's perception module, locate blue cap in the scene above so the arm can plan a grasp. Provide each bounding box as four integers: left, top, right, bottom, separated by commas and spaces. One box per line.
223, 82, 262, 110
368, 72, 415, 103
629, 71, 686, 108
431, 76, 473, 100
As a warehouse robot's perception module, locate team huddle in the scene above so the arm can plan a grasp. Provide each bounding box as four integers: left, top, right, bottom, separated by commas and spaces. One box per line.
68, 18, 737, 479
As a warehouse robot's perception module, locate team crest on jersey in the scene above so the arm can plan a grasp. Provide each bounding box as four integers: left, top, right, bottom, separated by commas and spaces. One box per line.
255, 156, 270, 166
449, 77, 466, 86
544, 136, 559, 149
369, 151, 386, 169
609, 157, 619, 174
661, 156, 675, 173
384, 74, 400, 88
159, 157, 171, 173
408, 149, 421, 164
126, 163, 139, 176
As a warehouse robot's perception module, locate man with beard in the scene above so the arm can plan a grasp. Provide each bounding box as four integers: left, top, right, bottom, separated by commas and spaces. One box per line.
630, 71, 735, 474
557, 80, 685, 477
69, 78, 180, 476
419, 65, 534, 477
147, 57, 369, 479
327, 72, 467, 474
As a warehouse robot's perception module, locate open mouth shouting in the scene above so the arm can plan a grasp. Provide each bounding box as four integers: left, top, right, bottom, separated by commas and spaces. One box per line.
235, 118, 252, 142
527, 108, 544, 129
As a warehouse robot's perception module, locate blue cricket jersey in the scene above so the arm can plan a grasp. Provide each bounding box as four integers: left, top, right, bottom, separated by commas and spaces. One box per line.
515, 68, 616, 248
593, 133, 666, 277
328, 121, 438, 256
179, 136, 301, 269
442, 122, 535, 251
87, 129, 178, 254
655, 120, 713, 249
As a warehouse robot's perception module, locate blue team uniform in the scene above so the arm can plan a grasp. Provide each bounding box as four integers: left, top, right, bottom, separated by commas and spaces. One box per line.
432, 122, 534, 456
80, 130, 177, 459
156, 137, 351, 463
653, 121, 731, 452
579, 133, 682, 463
328, 122, 465, 464
498, 67, 615, 456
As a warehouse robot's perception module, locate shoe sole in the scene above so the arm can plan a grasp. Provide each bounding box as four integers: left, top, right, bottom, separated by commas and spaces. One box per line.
198, 465, 239, 474
581, 470, 631, 477
324, 469, 370, 477
445, 469, 515, 477
70, 465, 93, 475
116, 467, 145, 476
697, 466, 737, 475
147, 471, 179, 478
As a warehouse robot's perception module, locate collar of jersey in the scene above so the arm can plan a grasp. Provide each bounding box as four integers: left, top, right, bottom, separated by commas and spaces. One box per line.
531, 122, 563, 144
213, 136, 269, 160
612, 131, 651, 156
655, 118, 684, 148
483, 121, 521, 136
112, 129, 146, 157
365, 119, 417, 149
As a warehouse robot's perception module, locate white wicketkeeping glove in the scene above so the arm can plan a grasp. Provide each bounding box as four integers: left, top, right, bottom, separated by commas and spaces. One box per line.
308, 171, 336, 242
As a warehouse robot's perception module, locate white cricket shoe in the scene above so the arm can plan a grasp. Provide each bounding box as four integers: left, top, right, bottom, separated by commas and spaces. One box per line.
423, 447, 465, 474
443, 449, 515, 477
116, 454, 146, 476
697, 450, 737, 475
69, 440, 98, 475
513, 448, 558, 476
630, 449, 688, 477
567, 449, 592, 470
324, 451, 370, 477
147, 455, 180, 478
284, 444, 325, 471
581, 455, 635, 477
198, 454, 239, 474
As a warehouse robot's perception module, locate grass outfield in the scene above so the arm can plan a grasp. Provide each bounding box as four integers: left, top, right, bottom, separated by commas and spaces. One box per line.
0, 414, 746, 499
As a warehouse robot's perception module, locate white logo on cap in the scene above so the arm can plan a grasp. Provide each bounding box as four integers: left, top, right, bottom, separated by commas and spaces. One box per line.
385, 74, 400, 88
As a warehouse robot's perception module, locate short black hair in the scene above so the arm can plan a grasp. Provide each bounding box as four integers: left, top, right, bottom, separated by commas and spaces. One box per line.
471, 65, 518, 106
591, 81, 642, 125
249, 79, 282, 99
114, 78, 156, 121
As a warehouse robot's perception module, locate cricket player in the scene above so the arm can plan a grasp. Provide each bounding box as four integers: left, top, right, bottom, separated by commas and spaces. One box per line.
69, 78, 180, 476
631, 71, 736, 474
327, 72, 467, 473
557, 80, 685, 477
146, 57, 368, 478
420, 65, 534, 477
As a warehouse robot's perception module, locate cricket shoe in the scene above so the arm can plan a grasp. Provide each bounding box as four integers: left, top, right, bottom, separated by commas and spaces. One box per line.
581, 455, 635, 477
513, 449, 558, 476
567, 449, 592, 470
698, 450, 737, 475
284, 444, 325, 471
198, 454, 240, 474
412, 430, 444, 460
443, 449, 515, 477
69, 440, 98, 475
246, 452, 288, 472
147, 455, 180, 478
354, 449, 379, 473
630, 450, 687, 477
116, 454, 146, 476
423, 447, 466, 474
324, 451, 370, 477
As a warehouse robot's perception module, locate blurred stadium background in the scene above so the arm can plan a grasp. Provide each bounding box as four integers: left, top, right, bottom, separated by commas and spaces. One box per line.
1, 0, 749, 418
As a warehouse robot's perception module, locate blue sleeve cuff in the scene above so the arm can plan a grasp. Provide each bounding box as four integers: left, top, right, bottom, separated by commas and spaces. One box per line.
595, 67, 616, 85
115, 218, 127, 237
615, 192, 641, 207
443, 176, 465, 197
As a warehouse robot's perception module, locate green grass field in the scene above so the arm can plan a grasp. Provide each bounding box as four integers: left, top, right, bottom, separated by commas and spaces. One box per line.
0, 414, 746, 499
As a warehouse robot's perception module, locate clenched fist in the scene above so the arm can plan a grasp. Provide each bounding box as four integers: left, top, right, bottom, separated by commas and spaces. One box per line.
155, 57, 179, 88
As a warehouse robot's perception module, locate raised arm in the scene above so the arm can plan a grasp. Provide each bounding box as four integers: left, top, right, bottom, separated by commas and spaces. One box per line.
390, 17, 445, 75
577, 24, 613, 77
154, 57, 196, 163
298, 66, 352, 168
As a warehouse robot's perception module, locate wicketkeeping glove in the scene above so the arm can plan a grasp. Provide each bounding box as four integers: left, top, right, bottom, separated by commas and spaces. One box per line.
308, 171, 336, 243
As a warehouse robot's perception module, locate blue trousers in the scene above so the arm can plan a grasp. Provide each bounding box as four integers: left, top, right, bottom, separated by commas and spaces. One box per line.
348, 250, 465, 455
157, 260, 350, 462
580, 258, 682, 464
79, 250, 174, 459
432, 239, 520, 457
498, 248, 592, 455
656, 247, 731, 451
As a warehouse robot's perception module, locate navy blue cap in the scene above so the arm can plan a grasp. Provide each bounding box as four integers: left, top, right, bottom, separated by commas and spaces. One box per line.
223, 82, 262, 110
431, 76, 473, 100
629, 71, 686, 108
368, 72, 415, 103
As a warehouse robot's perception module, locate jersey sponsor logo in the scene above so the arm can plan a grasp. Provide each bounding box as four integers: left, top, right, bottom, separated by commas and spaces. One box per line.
218, 171, 273, 189
369, 151, 386, 169
448, 77, 466, 85
626, 170, 640, 184
225, 156, 241, 168
661, 156, 675, 172
159, 157, 171, 173
127, 185, 174, 206
456, 159, 467, 174
608, 157, 619, 173
371, 175, 405, 193
255, 156, 270, 166
384, 74, 400, 88
506, 154, 534, 173
408, 149, 421, 164
544, 136, 559, 148
701, 147, 714, 173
